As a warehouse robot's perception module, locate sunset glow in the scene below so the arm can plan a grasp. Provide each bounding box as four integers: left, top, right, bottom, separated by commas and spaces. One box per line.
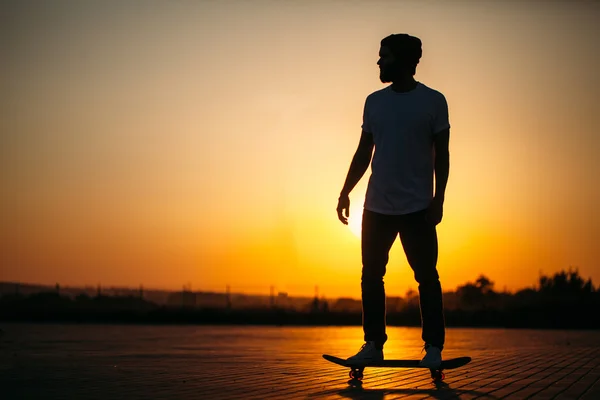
1, 1, 599, 298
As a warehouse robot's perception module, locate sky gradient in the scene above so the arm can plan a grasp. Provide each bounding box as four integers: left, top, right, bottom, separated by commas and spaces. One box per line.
2, 0, 599, 298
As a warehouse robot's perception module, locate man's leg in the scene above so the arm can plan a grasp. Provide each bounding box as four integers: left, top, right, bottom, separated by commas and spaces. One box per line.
361, 209, 398, 349
398, 209, 445, 350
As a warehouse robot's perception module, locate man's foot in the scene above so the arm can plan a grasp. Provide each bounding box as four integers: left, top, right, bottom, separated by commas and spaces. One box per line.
419, 344, 442, 369
346, 341, 383, 365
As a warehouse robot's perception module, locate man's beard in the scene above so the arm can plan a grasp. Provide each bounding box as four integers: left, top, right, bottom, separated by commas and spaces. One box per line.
379, 65, 398, 83
379, 69, 393, 83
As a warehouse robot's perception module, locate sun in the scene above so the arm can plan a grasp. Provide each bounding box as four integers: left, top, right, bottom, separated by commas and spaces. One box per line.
348, 215, 362, 238
347, 202, 364, 239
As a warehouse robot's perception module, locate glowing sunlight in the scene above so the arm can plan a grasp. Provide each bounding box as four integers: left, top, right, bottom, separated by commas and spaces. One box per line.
2, 0, 598, 298
347, 201, 365, 239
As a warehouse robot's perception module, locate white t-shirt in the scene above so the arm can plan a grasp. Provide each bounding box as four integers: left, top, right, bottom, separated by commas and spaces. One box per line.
362, 82, 450, 215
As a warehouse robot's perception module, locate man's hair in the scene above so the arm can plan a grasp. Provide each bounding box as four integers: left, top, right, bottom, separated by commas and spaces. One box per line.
380, 34, 422, 75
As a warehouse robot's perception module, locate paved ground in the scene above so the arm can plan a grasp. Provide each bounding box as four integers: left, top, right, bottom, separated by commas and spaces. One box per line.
1, 324, 599, 399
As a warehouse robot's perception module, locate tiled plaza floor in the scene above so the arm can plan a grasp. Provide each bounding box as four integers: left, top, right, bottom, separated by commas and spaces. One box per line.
1, 324, 598, 399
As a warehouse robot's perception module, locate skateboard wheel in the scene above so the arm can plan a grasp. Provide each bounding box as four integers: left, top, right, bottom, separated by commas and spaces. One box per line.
349, 368, 364, 380
430, 369, 444, 381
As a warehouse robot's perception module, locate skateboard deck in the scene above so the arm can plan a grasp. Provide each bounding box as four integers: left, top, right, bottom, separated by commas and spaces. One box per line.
323, 354, 471, 381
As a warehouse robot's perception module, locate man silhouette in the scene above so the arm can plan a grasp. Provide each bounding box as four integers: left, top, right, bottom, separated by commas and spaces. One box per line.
336, 34, 450, 368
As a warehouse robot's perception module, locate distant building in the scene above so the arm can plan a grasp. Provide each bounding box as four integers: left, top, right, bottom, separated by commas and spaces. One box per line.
276, 292, 289, 308
167, 291, 197, 307
195, 292, 228, 308
331, 297, 362, 313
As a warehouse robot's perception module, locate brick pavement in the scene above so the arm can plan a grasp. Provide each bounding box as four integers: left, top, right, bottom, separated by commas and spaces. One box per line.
1, 324, 599, 399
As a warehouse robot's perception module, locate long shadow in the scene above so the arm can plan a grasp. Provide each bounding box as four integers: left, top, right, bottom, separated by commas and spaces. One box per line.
308, 380, 499, 399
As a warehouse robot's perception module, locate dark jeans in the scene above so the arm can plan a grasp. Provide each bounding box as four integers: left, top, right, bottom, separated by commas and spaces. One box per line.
361, 208, 445, 350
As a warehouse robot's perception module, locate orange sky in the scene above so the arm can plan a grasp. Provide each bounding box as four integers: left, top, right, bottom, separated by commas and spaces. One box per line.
1, 1, 599, 298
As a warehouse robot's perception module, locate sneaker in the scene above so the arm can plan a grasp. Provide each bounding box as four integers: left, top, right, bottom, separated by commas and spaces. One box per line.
419, 344, 442, 368
346, 341, 383, 365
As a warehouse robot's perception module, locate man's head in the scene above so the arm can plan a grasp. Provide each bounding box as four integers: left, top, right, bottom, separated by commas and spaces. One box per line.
378, 34, 422, 83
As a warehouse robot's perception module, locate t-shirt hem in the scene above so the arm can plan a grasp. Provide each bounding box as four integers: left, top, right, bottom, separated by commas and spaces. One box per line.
363, 204, 429, 216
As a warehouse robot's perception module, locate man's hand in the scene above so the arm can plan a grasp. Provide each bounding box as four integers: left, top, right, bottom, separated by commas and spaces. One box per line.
336, 130, 373, 226
336, 194, 350, 225
426, 197, 444, 225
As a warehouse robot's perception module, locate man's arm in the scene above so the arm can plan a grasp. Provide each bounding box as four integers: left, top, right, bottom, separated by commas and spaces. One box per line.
340, 130, 374, 197
433, 128, 450, 200
336, 131, 374, 224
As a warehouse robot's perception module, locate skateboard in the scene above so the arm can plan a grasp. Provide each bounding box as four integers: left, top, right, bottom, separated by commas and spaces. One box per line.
323, 354, 471, 381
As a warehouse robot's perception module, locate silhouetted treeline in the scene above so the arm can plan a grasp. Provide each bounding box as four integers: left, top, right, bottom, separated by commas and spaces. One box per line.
441, 269, 600, 329
1, 269, 599, 329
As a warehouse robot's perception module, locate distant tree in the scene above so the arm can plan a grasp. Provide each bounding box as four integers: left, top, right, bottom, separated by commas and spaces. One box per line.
457, 275, 496, 309
404, 289, 419, 309
456, 283, 481, 309
512, 287, 539, 305
539, 268, 595, 295
475, 275, 495, 294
